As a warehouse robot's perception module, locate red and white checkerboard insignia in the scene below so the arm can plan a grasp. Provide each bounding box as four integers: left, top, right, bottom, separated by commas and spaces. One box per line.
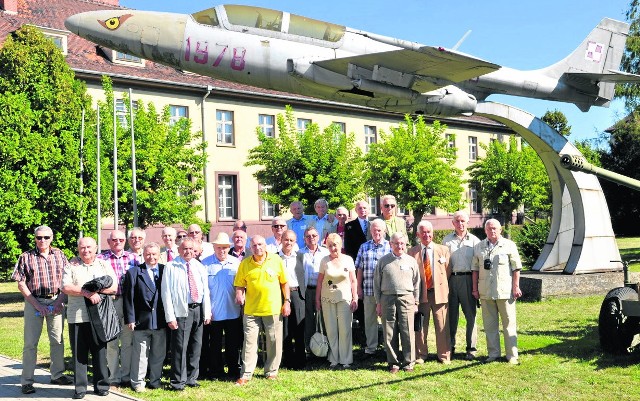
585, 41, 603, 62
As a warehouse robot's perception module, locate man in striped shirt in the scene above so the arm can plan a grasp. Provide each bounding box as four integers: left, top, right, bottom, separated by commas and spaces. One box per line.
12, 225, 72, 395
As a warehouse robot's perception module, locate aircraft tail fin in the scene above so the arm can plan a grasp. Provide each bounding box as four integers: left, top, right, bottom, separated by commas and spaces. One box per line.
540, 18, 630, 104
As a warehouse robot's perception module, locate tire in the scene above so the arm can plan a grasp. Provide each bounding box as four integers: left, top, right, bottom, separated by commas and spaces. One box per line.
598, 286, 639, 354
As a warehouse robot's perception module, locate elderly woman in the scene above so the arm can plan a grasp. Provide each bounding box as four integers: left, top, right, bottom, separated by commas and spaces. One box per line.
315, 233, 358, 369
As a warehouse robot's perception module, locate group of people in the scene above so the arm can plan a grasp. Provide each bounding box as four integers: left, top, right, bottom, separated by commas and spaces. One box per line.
12, 195, 524, 397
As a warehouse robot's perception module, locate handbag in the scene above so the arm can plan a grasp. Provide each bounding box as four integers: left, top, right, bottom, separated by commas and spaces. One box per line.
309, 312, 329, 357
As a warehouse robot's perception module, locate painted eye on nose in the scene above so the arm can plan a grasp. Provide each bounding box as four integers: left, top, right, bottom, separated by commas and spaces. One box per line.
98, 14, 133, 31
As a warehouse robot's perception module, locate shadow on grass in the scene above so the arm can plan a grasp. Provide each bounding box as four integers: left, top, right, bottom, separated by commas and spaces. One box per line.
0, 310, 23, 318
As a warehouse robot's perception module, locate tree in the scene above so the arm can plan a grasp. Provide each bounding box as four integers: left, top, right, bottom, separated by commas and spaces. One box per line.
97, 77, 208, 230
600, 112, 640, 235
246, 105, 366, 213
542, 109, 572, 136
616, 0, 640, 110
468, 137, 550, 233
365, 115, 464, 238
0, 26, 92, 278
574, 139, 603, 166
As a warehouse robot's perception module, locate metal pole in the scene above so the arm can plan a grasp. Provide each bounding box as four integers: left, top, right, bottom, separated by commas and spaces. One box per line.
97, 107, 102, 251
113, 96, 119, 230
130, 88, 138, 227
79, 108, 85, 238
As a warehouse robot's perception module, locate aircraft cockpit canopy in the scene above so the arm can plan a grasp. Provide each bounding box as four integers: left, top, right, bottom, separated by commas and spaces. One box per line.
192, 5, 345, 43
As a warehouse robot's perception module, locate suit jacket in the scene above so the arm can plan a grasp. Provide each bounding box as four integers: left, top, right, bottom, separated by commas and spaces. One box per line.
408, 243, 450, 305
344, 218, 372, 261
122, 263, 166, 330
159, 246, 178, 265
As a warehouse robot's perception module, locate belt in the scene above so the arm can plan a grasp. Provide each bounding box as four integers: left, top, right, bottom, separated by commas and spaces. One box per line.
290, 287, 299, 291
451, 271, 472, 276
188, 303, 201, 308
35, 294, 56, 299
307, 285, 316, 290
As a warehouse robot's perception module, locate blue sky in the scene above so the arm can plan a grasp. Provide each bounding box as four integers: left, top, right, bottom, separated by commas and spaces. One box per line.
121, 0, 632, 142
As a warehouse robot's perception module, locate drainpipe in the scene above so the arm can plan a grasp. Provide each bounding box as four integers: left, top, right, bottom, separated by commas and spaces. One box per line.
202, 85, 213, 226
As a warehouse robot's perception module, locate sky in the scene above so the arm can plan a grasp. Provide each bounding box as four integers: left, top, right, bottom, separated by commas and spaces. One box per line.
121, 0, 632, 142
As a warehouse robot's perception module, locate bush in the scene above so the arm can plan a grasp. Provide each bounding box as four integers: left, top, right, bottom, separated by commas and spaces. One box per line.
512, 220, 550, 269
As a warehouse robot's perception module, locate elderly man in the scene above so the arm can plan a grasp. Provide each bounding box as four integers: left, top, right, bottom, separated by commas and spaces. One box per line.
122, 242, 166, 392
295, 226, 330, 351
161, 238, 211, 391
409, 220, 452, 364
354, 218, 390, 358
345, 200, 372, 261
230, 230, 250, 259
266, 217, 297, 254
279, 230, 306, 369
379, 195, 407, 240
187, 224, 214, 260
335, 206, 349, 249
200, 233, 242, 380
472, 219, 523, 365
443, 211, 481, 360
98, 230, 139, 388
62, 237, 117, 399
176, 229, 188, 245
12, 225, 71, 395
312, 198, 338, 243
287, 201, 315, 249
374, 232, 419, 373
160, 227, 178, 264
234, 236, 290, 385
127, 228, 146, 258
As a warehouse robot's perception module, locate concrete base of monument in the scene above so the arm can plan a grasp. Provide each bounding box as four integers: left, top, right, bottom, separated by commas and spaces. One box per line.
519, 271, 640, 302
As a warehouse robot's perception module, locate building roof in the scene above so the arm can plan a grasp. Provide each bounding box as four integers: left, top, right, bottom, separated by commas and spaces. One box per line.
0, 0, 507, 130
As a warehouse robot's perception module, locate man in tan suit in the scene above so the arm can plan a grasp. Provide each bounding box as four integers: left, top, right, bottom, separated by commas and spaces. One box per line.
408, 220, 451, 364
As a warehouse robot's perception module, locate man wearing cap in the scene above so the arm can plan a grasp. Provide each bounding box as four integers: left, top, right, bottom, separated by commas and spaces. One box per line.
200, 232, 242, 380
13, 225, 72, 395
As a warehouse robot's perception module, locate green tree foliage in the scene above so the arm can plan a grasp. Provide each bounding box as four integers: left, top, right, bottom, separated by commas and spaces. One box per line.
600, 112, 640, 235
246, 105, 366, 213
98, 77, 207, 229
365, 116, 464, 238
574, 139, 603, 166
468, 137, 550, 232
617, 0, 640, 110
512, 219, 550, 268
0, 26, 92, 278
542, 109, 572, 136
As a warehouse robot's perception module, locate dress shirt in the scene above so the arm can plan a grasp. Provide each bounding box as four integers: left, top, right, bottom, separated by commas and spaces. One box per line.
161, 256, 211, 323
62, 258, 116, 324
354, 239, 391, 296
12, 247, 68, 297
203, 254, 241, 321
287, 215, 314, 249
299, 246, 330, 287
97, 250, 139, 295
279, 251, 299, 287
442, 232, 480, 273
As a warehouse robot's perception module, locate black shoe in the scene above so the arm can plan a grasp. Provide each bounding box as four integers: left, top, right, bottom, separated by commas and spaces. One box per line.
72, 392, 86, 399
95, 389, 109, 396
50, 375, 73, 385
186, 382, 200, 388
168, 385, 184, 391
21, 384, 35, 394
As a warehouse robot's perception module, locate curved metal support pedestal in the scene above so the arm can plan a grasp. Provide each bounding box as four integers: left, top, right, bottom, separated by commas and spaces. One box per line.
475, 102, 621, 274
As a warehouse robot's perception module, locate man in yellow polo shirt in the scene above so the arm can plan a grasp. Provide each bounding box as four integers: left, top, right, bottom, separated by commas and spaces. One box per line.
234, 235, 290, 385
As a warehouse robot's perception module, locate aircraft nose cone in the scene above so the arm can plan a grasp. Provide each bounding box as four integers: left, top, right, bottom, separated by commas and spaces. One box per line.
64, 13, 83, 35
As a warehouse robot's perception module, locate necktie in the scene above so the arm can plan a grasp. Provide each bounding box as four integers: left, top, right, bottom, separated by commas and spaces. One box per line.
149, 268, 158, 289
167, 249, 173, 262
362, 220, 368, 235
187, 262, 199, 303
423, 248, 433, 290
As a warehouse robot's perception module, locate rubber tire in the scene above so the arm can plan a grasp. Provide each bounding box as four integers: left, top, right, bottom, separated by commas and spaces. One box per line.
598, 286, 639, 354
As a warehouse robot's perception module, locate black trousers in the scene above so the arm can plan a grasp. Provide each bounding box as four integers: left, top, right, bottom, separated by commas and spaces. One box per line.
283, 291, 306, 369
69, 322, 109, 394
170, 305, 203, 389
206, 317, 243, 379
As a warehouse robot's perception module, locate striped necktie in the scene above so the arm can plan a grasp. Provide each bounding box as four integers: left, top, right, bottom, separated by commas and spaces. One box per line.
187, 262, 199, 303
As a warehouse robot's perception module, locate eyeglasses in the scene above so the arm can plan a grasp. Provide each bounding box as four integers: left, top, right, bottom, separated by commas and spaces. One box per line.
177, 234, 187, 239
272, 225, 286, 229
35, 236, 51, 240
305, 234, 319, 239
337, 214, 347, 217
383, 204, 396, 208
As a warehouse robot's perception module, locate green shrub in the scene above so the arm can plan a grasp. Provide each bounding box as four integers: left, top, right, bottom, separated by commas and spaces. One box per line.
513, 220, 550, 269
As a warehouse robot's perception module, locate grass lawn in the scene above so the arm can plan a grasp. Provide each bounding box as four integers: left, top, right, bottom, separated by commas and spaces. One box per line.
618, 237, 640, 272
2, 279, 640, 401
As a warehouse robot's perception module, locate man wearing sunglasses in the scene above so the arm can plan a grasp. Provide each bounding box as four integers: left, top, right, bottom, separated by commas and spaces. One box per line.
266, 218, 297, 254
379, 195, 407, 240
187, 224, 214, 260
12, 225, 72, 395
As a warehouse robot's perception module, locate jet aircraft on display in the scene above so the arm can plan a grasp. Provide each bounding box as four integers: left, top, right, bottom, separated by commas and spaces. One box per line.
65, 4, 640, 117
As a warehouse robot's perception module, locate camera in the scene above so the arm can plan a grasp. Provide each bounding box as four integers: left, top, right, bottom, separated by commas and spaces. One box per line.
483, 259, 492, 270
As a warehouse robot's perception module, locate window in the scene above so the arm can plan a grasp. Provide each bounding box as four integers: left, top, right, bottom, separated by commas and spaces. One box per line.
446, 134, 456, 156
218, 174, 238, 219
258, 114, 275, 137
364, 125, 377, 152
368, 196, 379, 217
103, 47, 145, 66
34, 26, 68, 55
116, 52, 142, 63
115, 98, 137, 128
468, 136, 478, 161
169, 105, 188, 125
217, 110, 234, 144
470, 185, 482, 213
297, 118, 311, 134
332, 122, 346, 134
260, 186, 277, 219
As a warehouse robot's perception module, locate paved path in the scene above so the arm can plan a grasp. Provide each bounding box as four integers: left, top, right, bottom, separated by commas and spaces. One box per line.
0, 355, 141, 401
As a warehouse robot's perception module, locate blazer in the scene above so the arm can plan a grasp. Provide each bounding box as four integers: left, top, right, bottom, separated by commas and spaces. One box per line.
344, 218, 372, 261
122, 263, 166, 330
408, 243, 451, 305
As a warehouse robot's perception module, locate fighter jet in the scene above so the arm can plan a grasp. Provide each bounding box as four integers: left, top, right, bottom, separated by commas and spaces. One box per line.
65, 4, 640, 117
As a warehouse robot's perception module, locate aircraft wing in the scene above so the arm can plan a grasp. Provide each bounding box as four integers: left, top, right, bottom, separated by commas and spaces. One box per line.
565, 70, 640, 83
314, 47, 500, 93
